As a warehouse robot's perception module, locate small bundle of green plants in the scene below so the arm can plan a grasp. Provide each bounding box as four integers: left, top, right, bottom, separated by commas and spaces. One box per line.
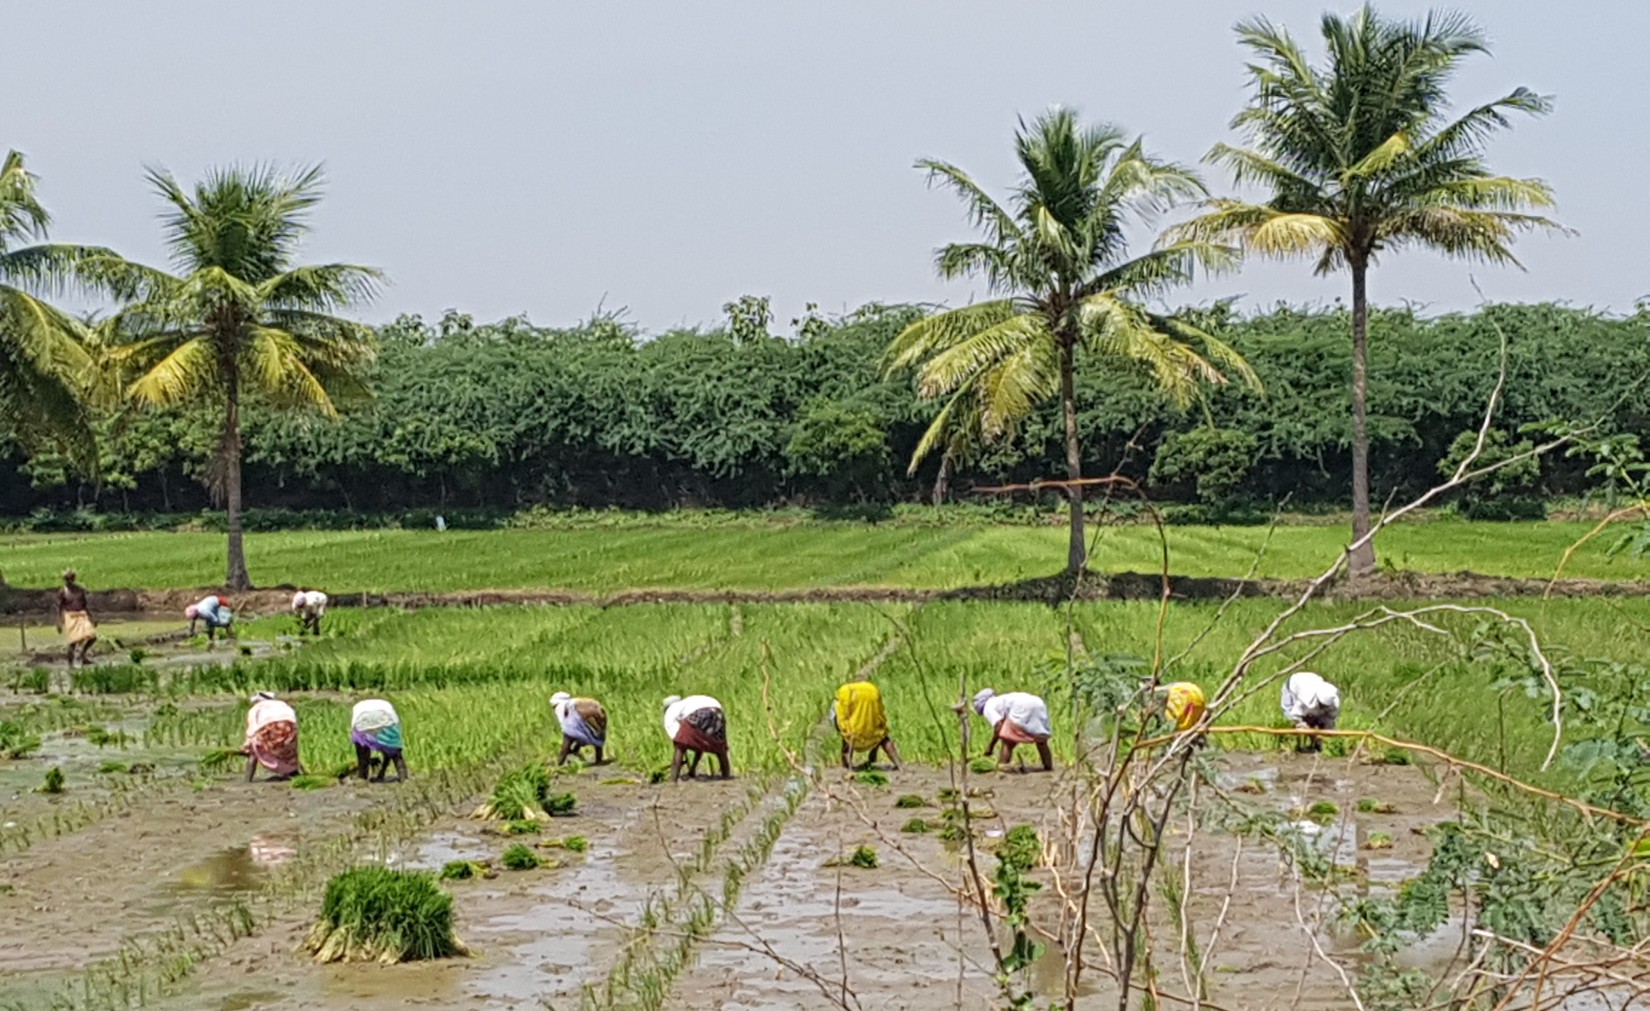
852, 769, 889, 786
901, 818, 932, 834
826, 845, 880, 869
540, 835, 588, 853
199, 748, 243, 774
501, 844, 541, 871
37, 767, 65, 794
438, 860, 493, 881
471, 765, 577, 822
968, 757, 999, 774
290, 775, 334, 791
0, 722, 40, 760
894, 794, 928, 809
303, 867, 471, 964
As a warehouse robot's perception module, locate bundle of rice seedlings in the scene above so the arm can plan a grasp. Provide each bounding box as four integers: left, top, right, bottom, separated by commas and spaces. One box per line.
303, 867, 471, 964
199, 748, 243, 774
36, 767, 65, 794
471, 766, 578, 822
290, 775, 333, 790
852, 770, 890, 787
501, 844, 541, 871
438, 860, 493, 881
894, 794, 928, 809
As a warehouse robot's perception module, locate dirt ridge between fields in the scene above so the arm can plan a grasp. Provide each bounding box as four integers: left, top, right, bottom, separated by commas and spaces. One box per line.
5, 568, 1650, 618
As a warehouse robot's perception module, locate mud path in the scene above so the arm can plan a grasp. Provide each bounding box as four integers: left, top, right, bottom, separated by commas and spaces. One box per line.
8, 568, 1650, 622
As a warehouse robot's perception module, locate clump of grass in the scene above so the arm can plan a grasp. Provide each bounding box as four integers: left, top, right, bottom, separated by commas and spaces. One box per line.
439, 860, 492, 881
997, 825, 1041, 871
852, 769, 889, 787
939, 823, 970, 843
541, 835, 588, 853
472, 765, 576, 821
1304, 801, 1340, 825
1356, 797, 1397, 814
303, 867, 471, 963
504, 820, 542, 835
291, 775, 333, 790
501, 844, 541, 871
1379, 747, 1412, 766
848, 845, 878, 869
98, 759, 127, 774
901, 818, 931, 834
84, 725, 129, 748
36, 767, 64, 794
1365, 831, 1395, 850
0, 721, 41, 759
968, 757, 998, 774
894, 794, 927, 808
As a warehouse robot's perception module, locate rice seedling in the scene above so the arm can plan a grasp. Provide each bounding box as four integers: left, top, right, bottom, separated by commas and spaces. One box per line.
0, 721, 41, 759
98, 759, 127, 774
1356, 797, 1397, 814
471, 765, 577, 821
1365, 831, 1395, 850
901, 818, 932, 834
199, 748, 243, 774
848, 845, 878, 869
504, 820, 542, 835
290, 775, 333, 790
852, 769, 889, 786
969, 757, 998, 774
1303, 801, 1341, 825
439, 860, 492, 881
541, 835, 589, 853
501, 844, 541, 871
894, 794, 928, 808
37, 767, 64, 794
303, 867, 471, 963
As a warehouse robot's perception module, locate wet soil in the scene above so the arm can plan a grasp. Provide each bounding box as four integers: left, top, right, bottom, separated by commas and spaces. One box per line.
6, 568, 1650, 622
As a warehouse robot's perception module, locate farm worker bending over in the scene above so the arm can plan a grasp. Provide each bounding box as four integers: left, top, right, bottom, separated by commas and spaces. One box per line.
291, 590, 328, 636
832, 680, 902, 770
1162, 681, 1207, 732
56, 569, 97, 668
187, 595, 235, 642
970, 688, 1054, 772
551, 692, 608, 766
350, 698, 407, 782
663, 694, 730, 782
1281, 671, 1341, 752
243, 691, 303, 781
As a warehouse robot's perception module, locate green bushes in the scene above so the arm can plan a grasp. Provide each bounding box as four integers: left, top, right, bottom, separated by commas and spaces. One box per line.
304, 867, 470, 963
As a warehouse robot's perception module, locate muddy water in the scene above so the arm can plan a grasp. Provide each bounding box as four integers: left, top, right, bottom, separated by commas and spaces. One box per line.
153, 775, 759, 1011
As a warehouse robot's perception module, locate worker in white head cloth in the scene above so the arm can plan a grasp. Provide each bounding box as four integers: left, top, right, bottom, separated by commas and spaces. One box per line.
1281, 671, 1341, 752
291, 589, 328, 635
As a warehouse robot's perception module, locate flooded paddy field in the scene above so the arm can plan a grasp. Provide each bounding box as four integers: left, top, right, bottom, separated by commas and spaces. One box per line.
0, 598, 1642, 1009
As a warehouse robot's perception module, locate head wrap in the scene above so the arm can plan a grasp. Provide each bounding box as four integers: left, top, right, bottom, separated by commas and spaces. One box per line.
250, 690, 275, 703
972, 688, 996, 715
186, 605, 199, 618
663, 695, 682, 710
550, 692, 571, 706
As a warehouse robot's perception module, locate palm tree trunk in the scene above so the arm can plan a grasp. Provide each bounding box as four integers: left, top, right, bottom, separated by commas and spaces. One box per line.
1059, 336, 1086, 576
223, 361, 252, 591
932, 452, 952, 508
1348, 261, 1375, 579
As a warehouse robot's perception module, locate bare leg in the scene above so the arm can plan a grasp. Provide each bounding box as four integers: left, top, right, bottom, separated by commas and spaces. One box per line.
372, 755, 388, 782
998, 741, 1015, 768
841, 739, 853, 770
245, 755, 259, 782
355, 743, 372, 780
593, 746, 605, 765
557, 739, 573, 766
391, 753, 408, 781
671, 744, 685, 783
1035, 741, 1054, 772
715, 749, 730, 779
687, 750, 703, 779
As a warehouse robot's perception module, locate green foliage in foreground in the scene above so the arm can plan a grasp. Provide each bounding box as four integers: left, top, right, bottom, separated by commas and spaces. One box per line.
304, 867, 469, 964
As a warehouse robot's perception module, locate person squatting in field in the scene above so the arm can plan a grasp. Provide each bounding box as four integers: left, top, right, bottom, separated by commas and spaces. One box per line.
832, 680, 902, 770
56, 569, 97, 668
663, 694, 730, 782
968, 688, 1054, 772
244, 691, 303, 781
551, 691, 608, 766
350, 698, 407, 782
187, 594, 235, 642
1281, 671, 1341, 752
291, 590, 328, 635
1160, 681, 1207, 733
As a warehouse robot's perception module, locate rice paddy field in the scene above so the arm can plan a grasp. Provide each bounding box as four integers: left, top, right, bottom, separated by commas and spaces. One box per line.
1, 518, 1647, 1009
1, 516, 1647, 593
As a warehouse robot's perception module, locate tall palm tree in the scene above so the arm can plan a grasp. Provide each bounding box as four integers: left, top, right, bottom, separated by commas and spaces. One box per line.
0, 150, 102, 457
888, 110, 1258, 576
1175, 6, 1562, 577
90, 165, 380, 590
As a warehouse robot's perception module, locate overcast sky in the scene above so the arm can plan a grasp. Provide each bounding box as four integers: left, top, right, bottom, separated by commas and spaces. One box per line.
10, 1, 1645, 332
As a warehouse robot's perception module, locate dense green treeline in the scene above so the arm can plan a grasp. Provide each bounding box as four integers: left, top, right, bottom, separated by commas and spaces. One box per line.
3, 299, 1646, 519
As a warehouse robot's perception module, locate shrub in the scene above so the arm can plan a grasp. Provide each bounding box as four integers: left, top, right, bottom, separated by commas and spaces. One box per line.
894, 794, 927, 809
501, 844, 541, 871
303, 867, 471, 963
997, 825, 1041, 872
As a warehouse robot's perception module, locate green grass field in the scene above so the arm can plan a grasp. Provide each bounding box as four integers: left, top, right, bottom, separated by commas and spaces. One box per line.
2, 518, 1644, 592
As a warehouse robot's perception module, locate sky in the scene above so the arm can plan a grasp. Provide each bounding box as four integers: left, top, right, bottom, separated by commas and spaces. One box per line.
9, 1, 1647, 333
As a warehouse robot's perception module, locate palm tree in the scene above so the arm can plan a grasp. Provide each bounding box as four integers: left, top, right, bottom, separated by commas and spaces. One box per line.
1175, 6, 1562, 578
90, 165, 380, 590
0, 150, 102, 457
888, 110, 1258, 576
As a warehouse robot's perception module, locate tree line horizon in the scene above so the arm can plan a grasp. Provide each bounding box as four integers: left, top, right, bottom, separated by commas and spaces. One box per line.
0, 5, 1592, 587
